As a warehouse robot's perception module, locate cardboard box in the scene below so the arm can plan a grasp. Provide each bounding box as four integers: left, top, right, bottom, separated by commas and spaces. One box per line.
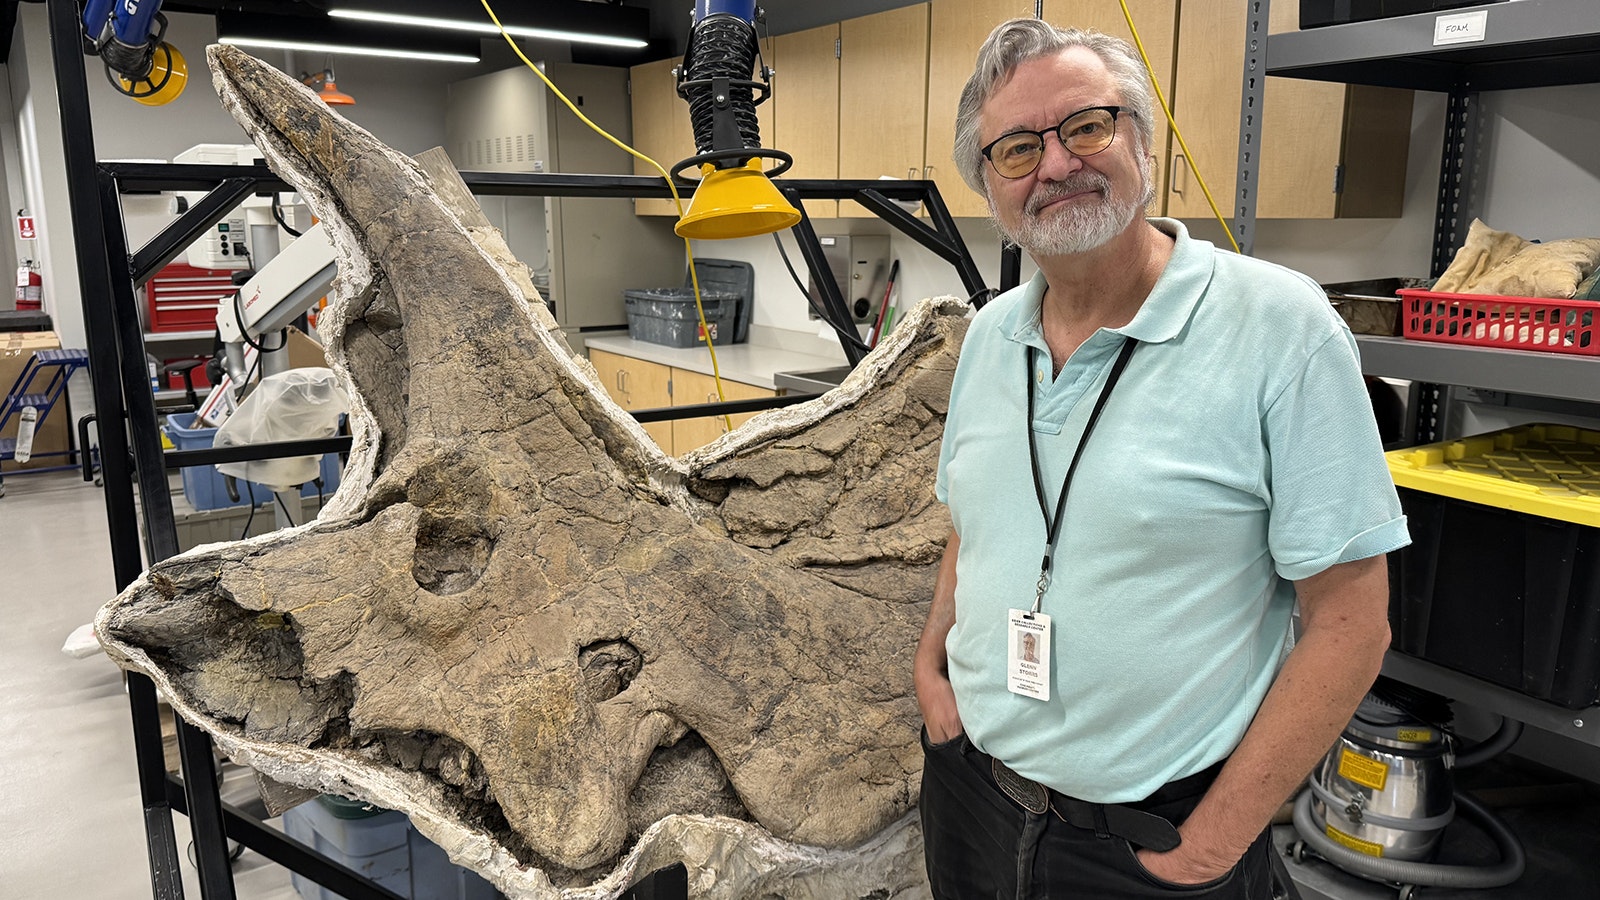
0, 331, 73, 471
284, 326, 329, 370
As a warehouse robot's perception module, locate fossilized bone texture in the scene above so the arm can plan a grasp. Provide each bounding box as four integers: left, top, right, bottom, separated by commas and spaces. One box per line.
97, 45, 968, 899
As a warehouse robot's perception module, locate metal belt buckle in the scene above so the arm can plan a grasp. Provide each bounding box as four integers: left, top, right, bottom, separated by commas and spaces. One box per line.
992, 758, 1050, 814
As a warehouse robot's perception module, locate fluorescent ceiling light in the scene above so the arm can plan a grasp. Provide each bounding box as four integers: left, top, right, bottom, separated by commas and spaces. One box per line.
217, 37, 479, 64
328, 9, 649, 49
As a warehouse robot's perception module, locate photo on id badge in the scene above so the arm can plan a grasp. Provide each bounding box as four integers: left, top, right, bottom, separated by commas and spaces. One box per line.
1007, 609, 1051, 701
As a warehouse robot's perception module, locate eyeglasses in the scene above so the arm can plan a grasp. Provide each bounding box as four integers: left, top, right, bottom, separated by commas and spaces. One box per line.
980, 106, 1132, 179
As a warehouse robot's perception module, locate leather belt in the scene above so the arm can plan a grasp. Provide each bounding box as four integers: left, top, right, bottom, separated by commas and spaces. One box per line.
991, 757, 1183, 852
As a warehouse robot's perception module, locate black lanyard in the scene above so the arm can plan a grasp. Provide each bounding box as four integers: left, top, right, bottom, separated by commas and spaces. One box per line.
1026, 337, 1137, 613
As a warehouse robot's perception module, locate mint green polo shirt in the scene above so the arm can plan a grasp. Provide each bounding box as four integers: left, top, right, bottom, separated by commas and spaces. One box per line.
934, 219, 1409, 804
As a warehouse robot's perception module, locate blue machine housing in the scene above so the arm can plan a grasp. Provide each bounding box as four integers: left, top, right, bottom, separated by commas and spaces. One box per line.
695, 1, 756, 24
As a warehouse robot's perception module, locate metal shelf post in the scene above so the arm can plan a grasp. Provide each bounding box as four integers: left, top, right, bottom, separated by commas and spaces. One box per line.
1234, 0, 1270, 256
45, 0, 185, 894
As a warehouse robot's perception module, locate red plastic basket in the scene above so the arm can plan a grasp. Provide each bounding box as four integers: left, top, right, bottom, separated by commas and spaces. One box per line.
1399, 288, 1600, 356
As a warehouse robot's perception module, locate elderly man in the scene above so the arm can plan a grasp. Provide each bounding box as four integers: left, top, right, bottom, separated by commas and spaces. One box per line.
915, 19, 1409, 899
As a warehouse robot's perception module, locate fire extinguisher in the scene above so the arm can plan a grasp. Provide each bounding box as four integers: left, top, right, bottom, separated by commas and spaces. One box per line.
15, 260, 42, 311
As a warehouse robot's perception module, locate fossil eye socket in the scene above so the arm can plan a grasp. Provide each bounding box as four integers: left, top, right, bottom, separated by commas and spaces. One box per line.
412, 512, 494, 595
579, 639, 642, 702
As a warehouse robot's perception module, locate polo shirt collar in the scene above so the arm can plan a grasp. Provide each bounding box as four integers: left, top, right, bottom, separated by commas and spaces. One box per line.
997, 218, 1215, 347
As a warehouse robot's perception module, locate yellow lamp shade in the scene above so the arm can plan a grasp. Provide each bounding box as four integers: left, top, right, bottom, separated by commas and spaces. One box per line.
123, 42, 188, 107
674, 159, 801, 240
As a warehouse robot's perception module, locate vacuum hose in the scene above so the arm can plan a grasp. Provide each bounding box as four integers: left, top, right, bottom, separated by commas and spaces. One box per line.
1455, 717, 1525, 769
1292, 788, 1525, 888
681, 14, 763, 154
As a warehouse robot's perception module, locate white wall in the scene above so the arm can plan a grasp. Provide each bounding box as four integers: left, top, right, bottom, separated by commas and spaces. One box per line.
8, 5, 82, 358
1475, 82, 1600, 241
3, 5, 477, 414
680, 217, 1017, 362
74, 12, 465, 163
0, 62, 21, 308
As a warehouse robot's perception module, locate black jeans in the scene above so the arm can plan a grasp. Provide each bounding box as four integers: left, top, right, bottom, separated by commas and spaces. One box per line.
919, 729, 1275, 899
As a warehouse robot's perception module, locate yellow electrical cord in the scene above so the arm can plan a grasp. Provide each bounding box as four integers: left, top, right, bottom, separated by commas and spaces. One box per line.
1115, 0, 1241, 255
480, 0, 734, 432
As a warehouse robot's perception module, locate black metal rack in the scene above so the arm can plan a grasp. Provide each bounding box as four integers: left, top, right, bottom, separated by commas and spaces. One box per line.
1246, 1, 1600, 742
46, 0, 992, 895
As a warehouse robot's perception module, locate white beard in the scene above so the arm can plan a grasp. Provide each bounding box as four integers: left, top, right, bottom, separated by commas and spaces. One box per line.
994, 161, 1152, 257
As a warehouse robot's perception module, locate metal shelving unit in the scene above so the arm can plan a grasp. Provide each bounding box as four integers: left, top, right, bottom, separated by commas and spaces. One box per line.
1382, 651, 1600, 747
1265, 0, 1600, 92
1252, 3, 1600, 740
1355, 335, 1600, 405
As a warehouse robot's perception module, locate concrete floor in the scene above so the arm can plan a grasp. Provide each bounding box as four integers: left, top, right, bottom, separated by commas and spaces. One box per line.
6, 467, 1600, 900
0, 470, 294, 899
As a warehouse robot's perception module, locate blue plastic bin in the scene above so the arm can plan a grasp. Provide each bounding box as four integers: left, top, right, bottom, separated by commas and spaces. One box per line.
165, 412, 343, 511
283, 795, 503, 900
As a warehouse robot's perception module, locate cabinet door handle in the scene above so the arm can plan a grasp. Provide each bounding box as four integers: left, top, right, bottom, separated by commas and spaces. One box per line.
923, 165, 933, 179
619, 371, 629, 394
1172, 154, 1187, 198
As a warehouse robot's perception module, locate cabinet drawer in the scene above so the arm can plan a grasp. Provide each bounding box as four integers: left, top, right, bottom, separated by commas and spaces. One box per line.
588, 349, 673, 451
670, 368, 777, 453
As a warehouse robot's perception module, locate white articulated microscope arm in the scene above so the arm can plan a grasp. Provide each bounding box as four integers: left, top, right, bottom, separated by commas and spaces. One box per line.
215, 221, 337, 387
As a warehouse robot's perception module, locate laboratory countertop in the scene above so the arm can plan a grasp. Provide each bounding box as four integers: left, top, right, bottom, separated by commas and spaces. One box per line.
582, 335, 845, 391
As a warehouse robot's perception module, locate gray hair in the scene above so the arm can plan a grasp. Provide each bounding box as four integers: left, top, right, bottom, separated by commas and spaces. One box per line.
952, 20, 1156, 198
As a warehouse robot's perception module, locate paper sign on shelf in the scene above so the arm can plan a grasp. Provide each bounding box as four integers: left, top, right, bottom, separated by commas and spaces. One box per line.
1434, 10, 1489, 46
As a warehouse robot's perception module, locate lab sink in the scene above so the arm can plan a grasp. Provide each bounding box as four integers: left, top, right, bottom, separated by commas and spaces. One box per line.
773, 365, 855, 394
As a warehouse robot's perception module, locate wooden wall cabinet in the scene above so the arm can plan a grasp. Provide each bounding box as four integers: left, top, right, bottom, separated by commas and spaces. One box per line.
923, 1, 1177, 220
925, 0, 1038, 219
587, 349, 778, 455
839, 4, 931, 217
669, 369, 776, 452
1041, 0, 1178, 216
589, 348, 674, 449
628, 57, 693, 217
632, 0, 1410, 224
771, 24, 842, 219
1166, 0, 1413, 219
629, 46, 779, 219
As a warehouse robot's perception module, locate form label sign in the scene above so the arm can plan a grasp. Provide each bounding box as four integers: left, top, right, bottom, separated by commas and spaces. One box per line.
1434, 10, 1488, 46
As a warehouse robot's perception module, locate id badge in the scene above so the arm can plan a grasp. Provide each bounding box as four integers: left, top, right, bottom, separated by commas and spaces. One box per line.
1007, 609, 1051, 701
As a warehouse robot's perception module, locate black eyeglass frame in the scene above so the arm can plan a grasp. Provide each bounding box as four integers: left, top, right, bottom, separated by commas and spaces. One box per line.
980, 105, 1133, 179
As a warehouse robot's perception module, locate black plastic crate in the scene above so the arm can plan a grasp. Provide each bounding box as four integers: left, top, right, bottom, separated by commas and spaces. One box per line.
1300, 0, 1506, 29
1390, 487, 1600, 709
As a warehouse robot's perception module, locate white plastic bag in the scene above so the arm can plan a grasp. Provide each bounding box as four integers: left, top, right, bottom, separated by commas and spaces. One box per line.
215, 368, 348, 492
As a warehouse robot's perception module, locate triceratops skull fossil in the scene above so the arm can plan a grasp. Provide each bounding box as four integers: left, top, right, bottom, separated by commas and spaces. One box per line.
97, 45, 968, 899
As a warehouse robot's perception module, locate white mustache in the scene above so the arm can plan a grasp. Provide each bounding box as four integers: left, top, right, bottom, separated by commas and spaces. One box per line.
1025, 173, 1112, 215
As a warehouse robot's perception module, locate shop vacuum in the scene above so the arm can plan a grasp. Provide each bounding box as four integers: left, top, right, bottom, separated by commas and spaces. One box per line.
1290, 677, 1526, 899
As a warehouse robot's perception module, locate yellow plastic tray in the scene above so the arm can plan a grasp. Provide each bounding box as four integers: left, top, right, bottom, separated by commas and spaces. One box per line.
1386, 424, 1600, 528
